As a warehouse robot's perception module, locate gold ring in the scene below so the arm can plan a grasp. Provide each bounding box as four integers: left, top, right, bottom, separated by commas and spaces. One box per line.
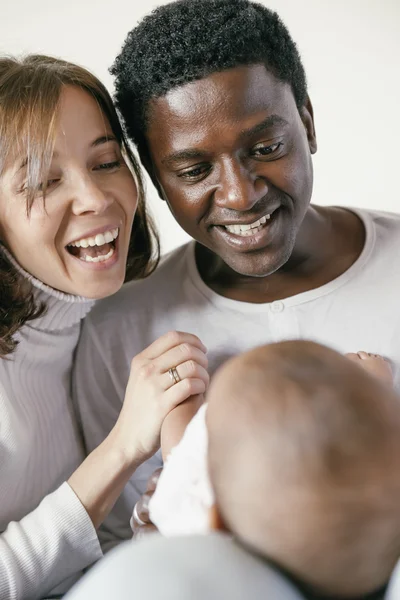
168, 367, 181, 385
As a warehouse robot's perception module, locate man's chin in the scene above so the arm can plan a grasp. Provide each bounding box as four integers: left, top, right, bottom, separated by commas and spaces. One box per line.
195, 241, 293, 281
221, 250, 291, 280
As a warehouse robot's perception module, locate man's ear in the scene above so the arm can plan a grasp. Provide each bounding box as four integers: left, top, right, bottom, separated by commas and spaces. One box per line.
209, 504, 228, 532
300, 95, 317, 155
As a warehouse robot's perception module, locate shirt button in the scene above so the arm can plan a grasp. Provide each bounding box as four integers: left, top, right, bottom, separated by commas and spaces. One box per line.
271, 301, 284, 313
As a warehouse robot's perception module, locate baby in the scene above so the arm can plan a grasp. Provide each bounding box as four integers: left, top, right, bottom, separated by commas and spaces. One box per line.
149, 342, 400, 598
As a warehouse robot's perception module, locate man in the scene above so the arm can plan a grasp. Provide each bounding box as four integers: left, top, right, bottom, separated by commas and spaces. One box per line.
74, 0, 400, 549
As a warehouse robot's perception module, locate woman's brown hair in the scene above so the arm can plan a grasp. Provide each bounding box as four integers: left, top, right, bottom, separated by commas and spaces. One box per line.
0, 55, 159, 357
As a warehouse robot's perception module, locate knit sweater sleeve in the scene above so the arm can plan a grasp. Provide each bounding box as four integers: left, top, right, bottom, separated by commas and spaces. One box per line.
0, 481, 102, 600
73, 312, 163, 554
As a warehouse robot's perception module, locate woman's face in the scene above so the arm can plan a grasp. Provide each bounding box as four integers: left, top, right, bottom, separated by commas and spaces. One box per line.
0, 85, 138, 298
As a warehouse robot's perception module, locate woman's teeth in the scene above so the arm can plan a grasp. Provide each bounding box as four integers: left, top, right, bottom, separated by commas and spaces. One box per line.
82, 247, 115, 263
68, 227, 119, 248
67, 228, 119, 262
224, 214, 271, 236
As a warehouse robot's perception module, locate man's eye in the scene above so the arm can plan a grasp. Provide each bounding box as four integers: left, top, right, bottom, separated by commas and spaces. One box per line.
252, 142, 282, 157
178, 164, 210, 180
94, 160, 122, 171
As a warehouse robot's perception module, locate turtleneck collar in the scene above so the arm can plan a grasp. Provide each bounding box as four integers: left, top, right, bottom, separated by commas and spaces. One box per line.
1, 245, 95, 331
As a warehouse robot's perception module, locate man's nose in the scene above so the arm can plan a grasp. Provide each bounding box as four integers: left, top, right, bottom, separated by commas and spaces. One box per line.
214, 159, 268, 211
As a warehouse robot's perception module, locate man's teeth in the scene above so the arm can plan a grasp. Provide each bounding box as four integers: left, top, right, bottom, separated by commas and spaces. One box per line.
69, 228, 119, 248
225, 214, 271, 235
79, 247, 115, 263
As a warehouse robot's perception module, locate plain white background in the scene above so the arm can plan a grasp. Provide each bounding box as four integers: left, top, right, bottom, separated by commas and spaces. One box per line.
1, 0, 399, 253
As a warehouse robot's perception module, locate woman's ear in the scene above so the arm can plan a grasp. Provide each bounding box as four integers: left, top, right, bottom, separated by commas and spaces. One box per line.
209, 503, 228, 532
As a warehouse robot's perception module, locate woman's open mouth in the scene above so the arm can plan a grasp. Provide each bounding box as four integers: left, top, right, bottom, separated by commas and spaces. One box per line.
66, 228, 119, 263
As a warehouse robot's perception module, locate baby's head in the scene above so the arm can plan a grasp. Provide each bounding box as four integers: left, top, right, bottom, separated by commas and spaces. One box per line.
207, 341, 400, 598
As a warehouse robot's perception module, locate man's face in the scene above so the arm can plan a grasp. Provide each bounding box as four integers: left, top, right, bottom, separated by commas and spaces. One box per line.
146, 64, 317, 277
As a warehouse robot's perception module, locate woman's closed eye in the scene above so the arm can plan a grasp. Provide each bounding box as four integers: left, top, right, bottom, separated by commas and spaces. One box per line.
93, 160, 122, 172
17, 159, 123, 197
18, 178, 60, 196
39, 178, 60, 191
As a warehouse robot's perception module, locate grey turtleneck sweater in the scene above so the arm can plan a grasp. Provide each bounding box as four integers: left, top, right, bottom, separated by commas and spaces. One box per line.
0, 248, 102, 600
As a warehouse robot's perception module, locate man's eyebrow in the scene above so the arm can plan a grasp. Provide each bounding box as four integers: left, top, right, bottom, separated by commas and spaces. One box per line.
241, 114, 289, 138
162, 148, 209, 166
161, 115, 289, 166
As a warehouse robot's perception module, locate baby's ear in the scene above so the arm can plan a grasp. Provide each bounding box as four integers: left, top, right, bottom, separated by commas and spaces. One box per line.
209, 504, 228, 532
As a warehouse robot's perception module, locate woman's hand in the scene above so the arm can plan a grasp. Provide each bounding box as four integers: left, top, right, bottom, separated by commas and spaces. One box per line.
68, 333, 206, 530
113, 331, 208, 464
131, 468, 162, 539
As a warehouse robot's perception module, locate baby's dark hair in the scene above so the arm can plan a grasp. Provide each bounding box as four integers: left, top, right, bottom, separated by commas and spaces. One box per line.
111, 0, 307, 156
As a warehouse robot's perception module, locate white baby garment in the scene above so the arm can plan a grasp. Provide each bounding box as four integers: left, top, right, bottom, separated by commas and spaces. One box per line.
149, 404, 213, 536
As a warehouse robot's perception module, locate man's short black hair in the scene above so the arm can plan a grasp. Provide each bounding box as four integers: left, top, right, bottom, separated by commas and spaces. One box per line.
111, 0, 308, 153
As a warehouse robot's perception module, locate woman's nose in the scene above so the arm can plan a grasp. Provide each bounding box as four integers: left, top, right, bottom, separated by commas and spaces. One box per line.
71, 175, 113, 216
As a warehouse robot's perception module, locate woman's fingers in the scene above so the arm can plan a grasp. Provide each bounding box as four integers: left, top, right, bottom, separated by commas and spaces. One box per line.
131, 496, 159, 537
118, 332, 208, 462
163, 378, 207, 412
146, 468, 163, 493
164, 362, 209, 391
131, 331, 209, 392
156, 343, 208, 373
139, 331, 207, 360
134, 494, 152, 524
131, 467, 162, 531
133, 522, 158, 539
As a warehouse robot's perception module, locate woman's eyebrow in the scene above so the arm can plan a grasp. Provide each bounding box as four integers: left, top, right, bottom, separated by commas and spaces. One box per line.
14, 134, 118, 175
90, 134, 118, 148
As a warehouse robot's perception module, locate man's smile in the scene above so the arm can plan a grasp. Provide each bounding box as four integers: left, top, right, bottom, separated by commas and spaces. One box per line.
213, 207, 282, 251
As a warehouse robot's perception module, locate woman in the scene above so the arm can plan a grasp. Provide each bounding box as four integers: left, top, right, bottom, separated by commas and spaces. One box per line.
0, 55, 208, 600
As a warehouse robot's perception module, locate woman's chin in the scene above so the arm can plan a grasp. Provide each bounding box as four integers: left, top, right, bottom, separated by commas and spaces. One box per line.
62, 247, 128, 299
52, 268, 126, 300
74, 274, 126, 300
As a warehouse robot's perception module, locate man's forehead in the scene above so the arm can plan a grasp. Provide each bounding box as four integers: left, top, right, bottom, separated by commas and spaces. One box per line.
147, 64, 295, 146
154, 64, 291, 117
